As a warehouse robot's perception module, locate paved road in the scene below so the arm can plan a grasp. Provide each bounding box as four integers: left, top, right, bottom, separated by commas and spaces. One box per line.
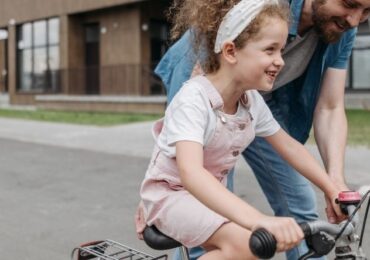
0, 118, 369, 259
0, 138, 149, 259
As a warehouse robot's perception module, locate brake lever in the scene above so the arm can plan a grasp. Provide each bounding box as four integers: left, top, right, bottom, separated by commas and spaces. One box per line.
305, 231, 335, 257
299, 249, 318, 260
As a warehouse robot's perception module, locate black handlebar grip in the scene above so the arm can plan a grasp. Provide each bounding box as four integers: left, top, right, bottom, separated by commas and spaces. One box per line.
249, 228, 277, 259
249, 223, 311, 259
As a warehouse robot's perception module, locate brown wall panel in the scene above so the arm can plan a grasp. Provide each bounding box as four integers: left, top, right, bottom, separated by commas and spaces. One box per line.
97, 7, 141, 65
67, 16, 85, 94
0, 0, 145, 27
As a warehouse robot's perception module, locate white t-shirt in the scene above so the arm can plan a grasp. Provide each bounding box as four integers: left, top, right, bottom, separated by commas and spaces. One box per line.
156, 77, 280, 157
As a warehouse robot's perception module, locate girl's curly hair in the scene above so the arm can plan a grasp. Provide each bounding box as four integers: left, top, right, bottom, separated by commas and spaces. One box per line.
167, 0, 290, 73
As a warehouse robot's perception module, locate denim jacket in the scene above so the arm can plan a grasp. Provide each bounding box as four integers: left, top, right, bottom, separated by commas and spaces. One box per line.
155, 0, 357, 144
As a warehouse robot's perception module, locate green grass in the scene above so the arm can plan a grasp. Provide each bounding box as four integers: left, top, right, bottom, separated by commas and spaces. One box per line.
0, 108, 163, 126
346, 109, 370, 146
307, 109, 370, 147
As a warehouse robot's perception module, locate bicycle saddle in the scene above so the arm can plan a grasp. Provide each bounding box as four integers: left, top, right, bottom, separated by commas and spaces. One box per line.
143, 225, 182, 250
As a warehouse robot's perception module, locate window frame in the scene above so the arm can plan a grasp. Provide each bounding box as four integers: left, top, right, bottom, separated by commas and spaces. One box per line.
16, 17, 60, 93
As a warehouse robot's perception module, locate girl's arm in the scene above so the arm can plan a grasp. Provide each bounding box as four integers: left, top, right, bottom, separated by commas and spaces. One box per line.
265, 129, 343, 218
176, 140, 262, 229
176, 140, 303, 251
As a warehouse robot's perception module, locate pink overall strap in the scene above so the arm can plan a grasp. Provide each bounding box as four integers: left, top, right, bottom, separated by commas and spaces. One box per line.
191, 76, 224, 110
191, 75, 252, 110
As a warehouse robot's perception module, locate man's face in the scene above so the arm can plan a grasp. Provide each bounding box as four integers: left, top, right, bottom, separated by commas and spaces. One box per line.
312, 0, 370, 43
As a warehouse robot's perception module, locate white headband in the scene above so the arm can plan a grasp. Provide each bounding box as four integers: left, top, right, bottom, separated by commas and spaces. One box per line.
214, 0, 279, 53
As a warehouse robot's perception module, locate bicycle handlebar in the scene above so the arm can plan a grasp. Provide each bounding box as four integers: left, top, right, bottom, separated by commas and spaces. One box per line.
250, 201, 362, 259
249, 219, 358, 259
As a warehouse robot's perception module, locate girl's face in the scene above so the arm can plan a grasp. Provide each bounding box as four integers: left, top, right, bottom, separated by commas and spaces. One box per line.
233, 17, 288, 92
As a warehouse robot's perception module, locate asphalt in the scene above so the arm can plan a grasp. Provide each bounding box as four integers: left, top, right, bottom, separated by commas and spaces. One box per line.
0, 117, 369, 259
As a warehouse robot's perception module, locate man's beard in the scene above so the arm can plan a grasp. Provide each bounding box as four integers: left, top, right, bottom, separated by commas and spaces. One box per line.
311, 0, 351, 43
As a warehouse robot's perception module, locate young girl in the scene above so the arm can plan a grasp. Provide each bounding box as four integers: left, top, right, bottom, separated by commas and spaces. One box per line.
140, 0, 343, 258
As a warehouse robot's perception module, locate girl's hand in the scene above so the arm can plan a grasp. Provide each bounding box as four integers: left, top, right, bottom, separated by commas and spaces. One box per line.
252, 216, 304, 252
134, 201, 146, 240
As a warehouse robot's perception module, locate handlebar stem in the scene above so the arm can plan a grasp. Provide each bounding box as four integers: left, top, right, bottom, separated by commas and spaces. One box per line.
307, 220, 355, 236
307, 205, 359, 237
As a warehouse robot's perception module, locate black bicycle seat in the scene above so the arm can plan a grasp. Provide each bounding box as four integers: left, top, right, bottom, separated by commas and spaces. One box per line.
143, 225, 182, 250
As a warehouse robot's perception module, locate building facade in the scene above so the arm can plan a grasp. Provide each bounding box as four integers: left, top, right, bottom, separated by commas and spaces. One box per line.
0, 0, 170, 112
0, 1, 369, 113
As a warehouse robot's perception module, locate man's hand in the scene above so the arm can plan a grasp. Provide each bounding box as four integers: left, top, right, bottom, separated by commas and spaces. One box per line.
325, 196, 343, 224
134, 201, 146, 240
325, 181, 349, 223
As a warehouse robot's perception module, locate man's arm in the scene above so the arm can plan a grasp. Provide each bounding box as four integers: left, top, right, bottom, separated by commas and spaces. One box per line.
313, 67, 348, 187
313, 67, 349, 222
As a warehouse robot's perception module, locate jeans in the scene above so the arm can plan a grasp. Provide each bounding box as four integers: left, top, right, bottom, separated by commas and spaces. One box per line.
173, 137, 325, 260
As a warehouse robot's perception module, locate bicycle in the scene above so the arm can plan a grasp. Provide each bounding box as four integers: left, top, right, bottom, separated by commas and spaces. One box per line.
71, 190, 369, 260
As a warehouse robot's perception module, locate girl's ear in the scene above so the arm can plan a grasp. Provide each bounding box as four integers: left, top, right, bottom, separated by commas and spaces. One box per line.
222, 41, 237, 64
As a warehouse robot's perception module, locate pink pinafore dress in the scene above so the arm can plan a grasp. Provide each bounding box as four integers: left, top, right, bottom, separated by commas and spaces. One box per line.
140, 76, 256, 247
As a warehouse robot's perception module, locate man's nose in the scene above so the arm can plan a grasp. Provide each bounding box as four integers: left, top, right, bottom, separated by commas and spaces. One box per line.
346, 9, 363, 27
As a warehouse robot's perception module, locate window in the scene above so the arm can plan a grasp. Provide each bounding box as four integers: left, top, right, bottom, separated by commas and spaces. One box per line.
346, 21, 370, 91
17, 18, 60, 92
352, 35, 370, 90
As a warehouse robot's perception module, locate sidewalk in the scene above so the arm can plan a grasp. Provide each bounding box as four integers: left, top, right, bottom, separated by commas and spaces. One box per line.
1, 117, 369, 187
0, 117, 155, 158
